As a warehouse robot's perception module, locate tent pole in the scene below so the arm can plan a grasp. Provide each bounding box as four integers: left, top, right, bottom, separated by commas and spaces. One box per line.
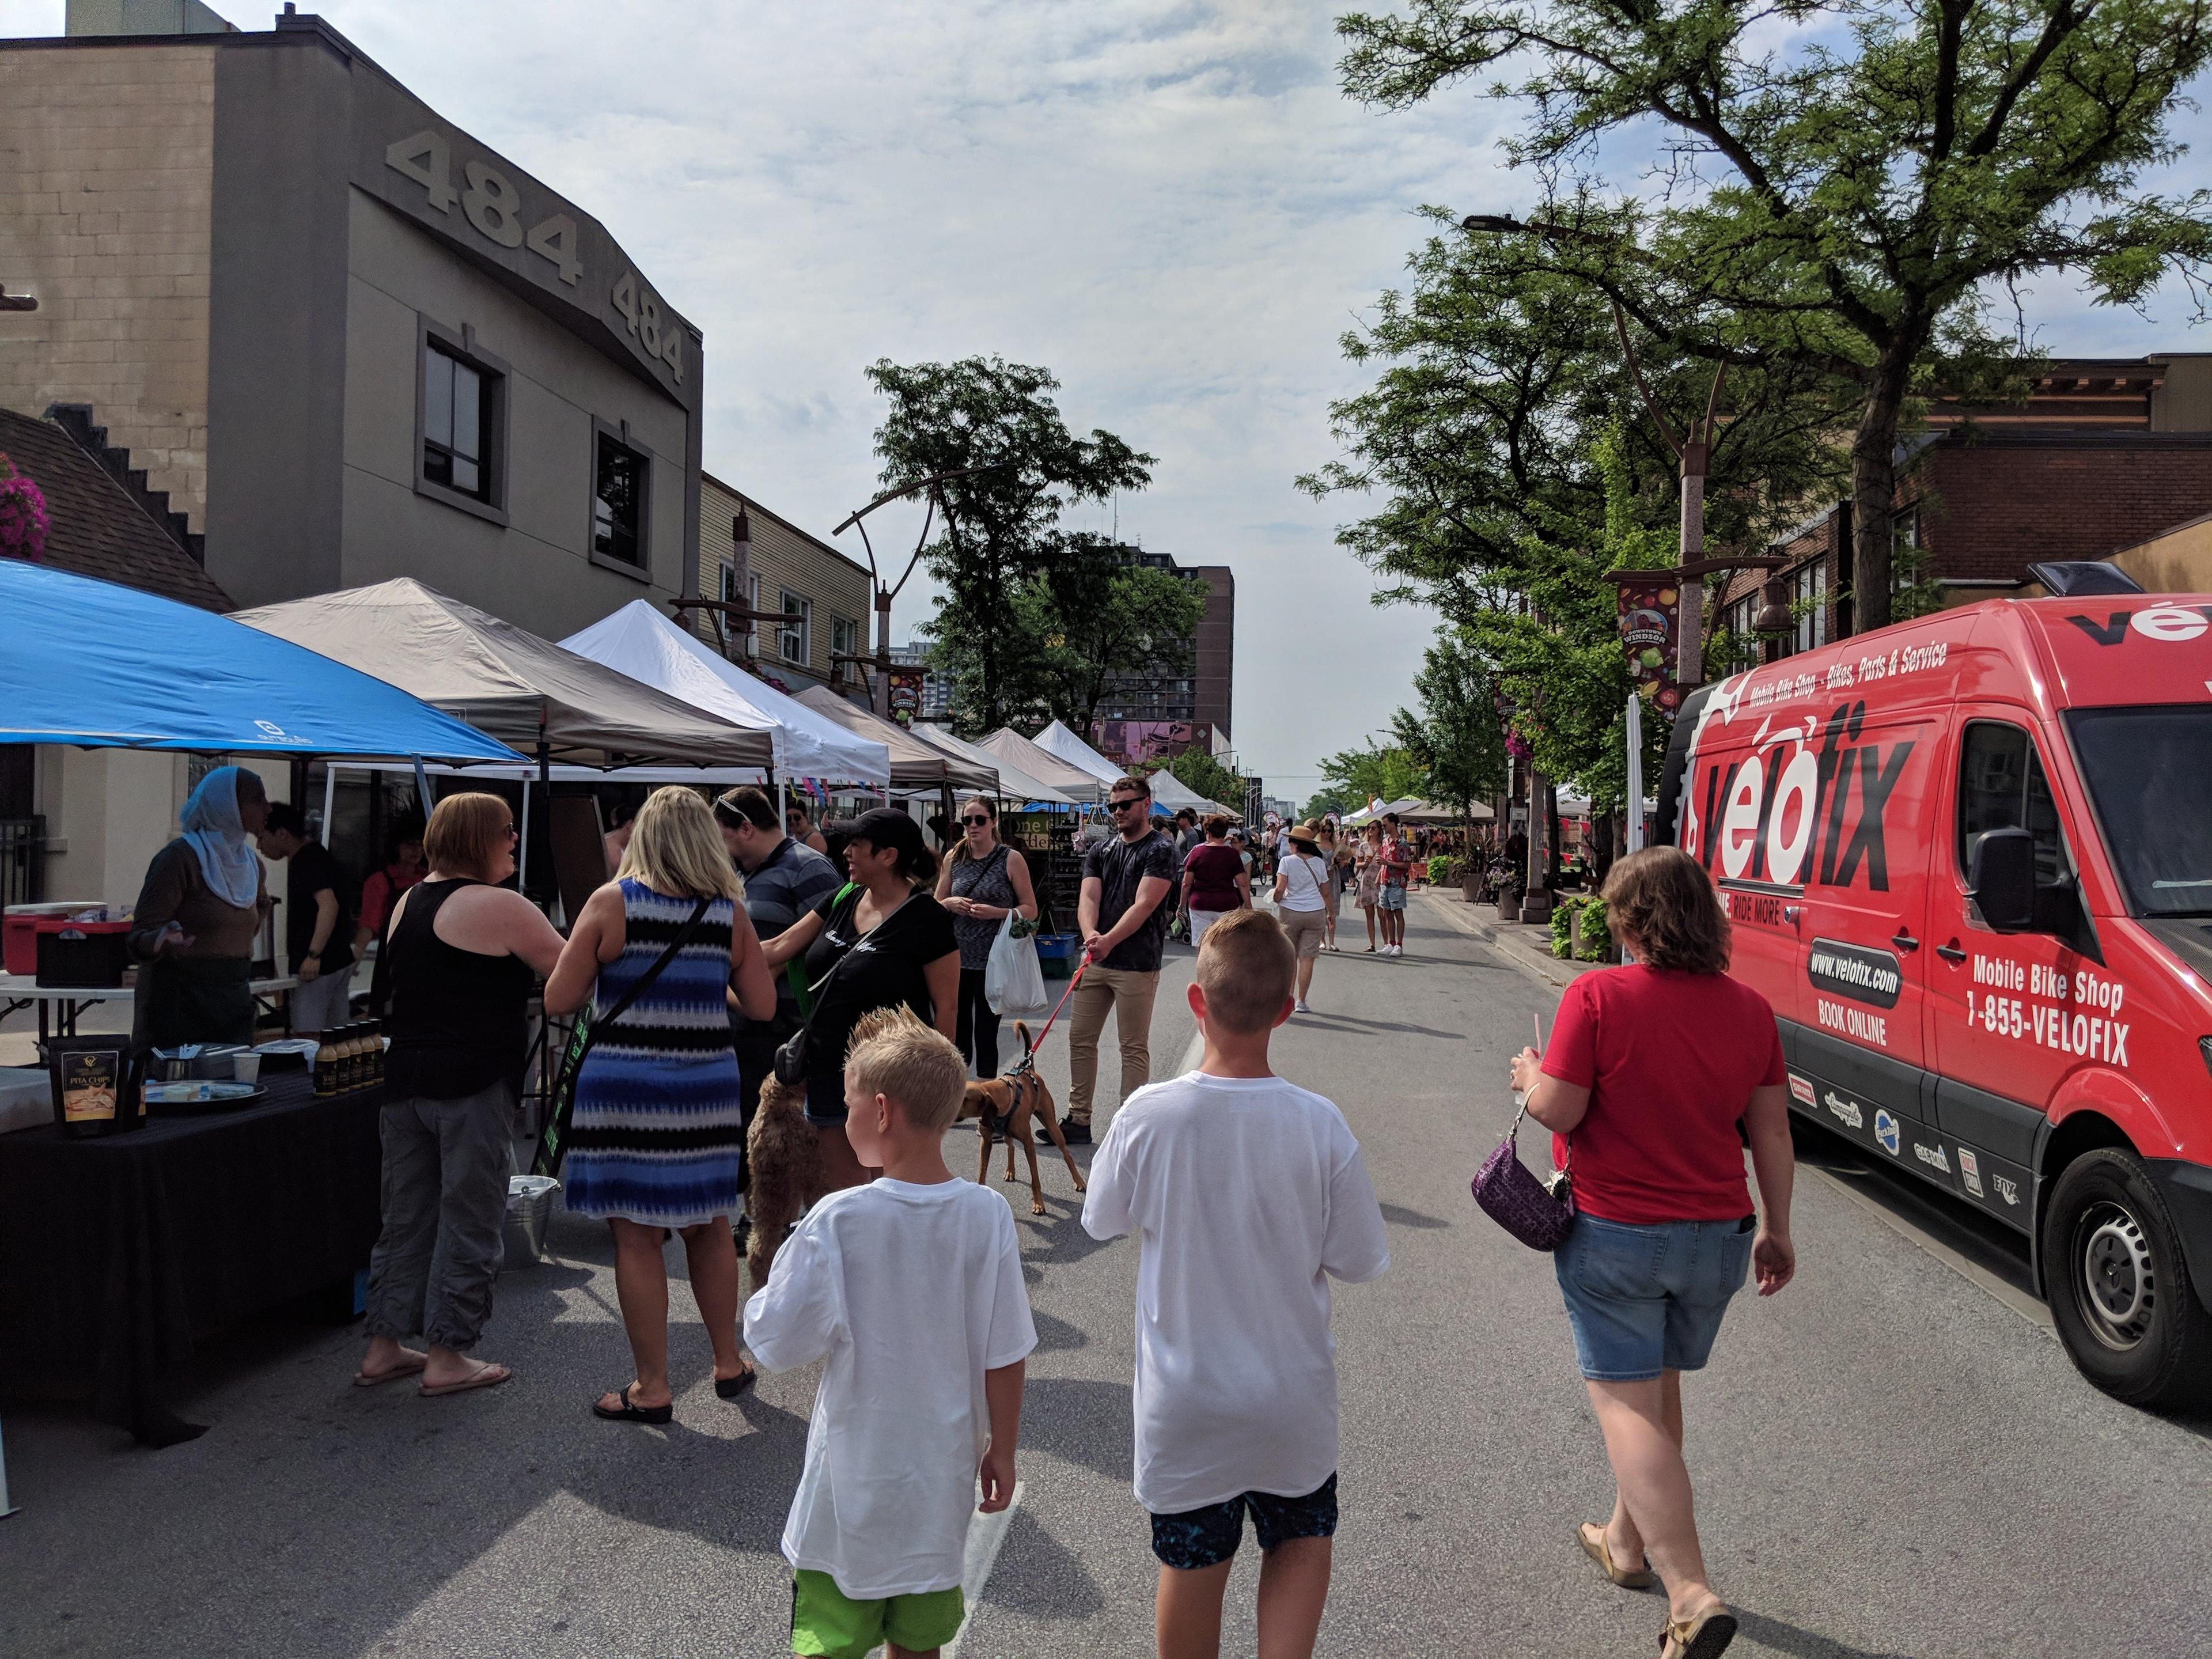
320, 763, 336, 844
518, 778, 531, 891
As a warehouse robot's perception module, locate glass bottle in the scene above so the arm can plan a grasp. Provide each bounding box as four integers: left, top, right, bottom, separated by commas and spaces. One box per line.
315, 1029, 339, 1097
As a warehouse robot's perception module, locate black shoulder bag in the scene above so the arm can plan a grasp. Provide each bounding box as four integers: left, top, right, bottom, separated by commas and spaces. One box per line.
532, 895, 714, 1177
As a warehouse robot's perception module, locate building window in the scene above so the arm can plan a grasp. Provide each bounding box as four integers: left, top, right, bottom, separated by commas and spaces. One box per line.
423, 346, 492, 500
832, 614, 859, 662
415, 324, 508, 524
1793, 561, 1829, 654
593, 430, 649, 569
779, 590, 812, 666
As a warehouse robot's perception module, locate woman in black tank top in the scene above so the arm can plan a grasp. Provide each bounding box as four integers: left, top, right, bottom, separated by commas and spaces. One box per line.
358, 794, 565, 1400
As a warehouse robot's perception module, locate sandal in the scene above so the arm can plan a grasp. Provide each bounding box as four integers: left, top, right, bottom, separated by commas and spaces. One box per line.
592, 1384, 673, 1425
714, 1362, 758, 1400
1660, 1604, 1737, 1659
419, 1361, 512, 1398
1579, 1521, 1656, 1589
354, 1354, 428, 1388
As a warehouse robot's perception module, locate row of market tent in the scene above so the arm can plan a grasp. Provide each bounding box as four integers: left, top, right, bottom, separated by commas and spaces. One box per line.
0, 559, 1244, 838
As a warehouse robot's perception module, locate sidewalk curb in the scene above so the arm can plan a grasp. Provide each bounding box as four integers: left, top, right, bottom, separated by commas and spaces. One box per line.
1415, 891, 1597, 992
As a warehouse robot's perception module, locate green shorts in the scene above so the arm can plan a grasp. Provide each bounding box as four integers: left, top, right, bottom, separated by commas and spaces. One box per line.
791, 1569, 964, 1658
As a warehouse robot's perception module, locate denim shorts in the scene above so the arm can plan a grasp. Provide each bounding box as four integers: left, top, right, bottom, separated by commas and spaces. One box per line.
1377, 881, 1407, 911
1554, 1214, 1755, 1382
1150, 1474, 1339, 1570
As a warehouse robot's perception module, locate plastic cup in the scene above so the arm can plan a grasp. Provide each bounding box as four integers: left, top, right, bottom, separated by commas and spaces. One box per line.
233, 1051, 262, 1084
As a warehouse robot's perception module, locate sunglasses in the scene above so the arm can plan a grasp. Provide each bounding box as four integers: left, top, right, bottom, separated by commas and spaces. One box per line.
1108, 797, 1145, 813
962, 815, 992, 826
502, 823, 519, 841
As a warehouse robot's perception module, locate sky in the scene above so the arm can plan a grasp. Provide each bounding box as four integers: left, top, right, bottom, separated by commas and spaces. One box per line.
3, 2, 2205, 803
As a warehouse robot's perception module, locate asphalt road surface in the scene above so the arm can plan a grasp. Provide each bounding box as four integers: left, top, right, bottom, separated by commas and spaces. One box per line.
6, 891, 2212, 1658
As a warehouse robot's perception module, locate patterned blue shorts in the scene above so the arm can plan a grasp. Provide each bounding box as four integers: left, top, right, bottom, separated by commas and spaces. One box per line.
1149, 1474, 1339, 1570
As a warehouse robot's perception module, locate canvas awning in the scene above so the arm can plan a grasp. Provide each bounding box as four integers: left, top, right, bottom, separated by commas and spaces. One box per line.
233, 579, 771, 770
976, 729, 1108, 805
560, 601, 889, 786
793, 687, 996, 792
912, 726, 1077, 808
0, 562, 520, 763
1029, 718, 1126, 787
1143, 769, 1209, 812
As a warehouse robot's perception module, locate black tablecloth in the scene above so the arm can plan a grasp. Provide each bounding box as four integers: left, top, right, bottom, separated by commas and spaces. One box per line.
0, 1073, 385, 1445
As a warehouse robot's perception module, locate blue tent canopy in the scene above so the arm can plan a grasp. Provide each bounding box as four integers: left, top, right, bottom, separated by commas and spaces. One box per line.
0, 560, 521, 762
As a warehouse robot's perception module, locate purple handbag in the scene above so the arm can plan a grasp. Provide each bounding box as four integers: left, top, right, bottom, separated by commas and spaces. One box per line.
1471, 1100, 1575, 1251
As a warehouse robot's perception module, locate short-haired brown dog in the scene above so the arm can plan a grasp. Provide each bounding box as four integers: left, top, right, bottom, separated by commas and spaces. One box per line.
959, 1022, 1086, 1215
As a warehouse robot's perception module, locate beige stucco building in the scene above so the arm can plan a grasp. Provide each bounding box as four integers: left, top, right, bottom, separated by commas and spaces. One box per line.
698, 474, 875, 696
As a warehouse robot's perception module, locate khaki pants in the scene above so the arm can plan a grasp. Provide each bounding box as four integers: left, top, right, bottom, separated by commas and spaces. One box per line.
1066, 964, 1160, 1126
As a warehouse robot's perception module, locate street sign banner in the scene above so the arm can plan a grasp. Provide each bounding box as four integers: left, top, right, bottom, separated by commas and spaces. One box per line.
1618, 574, 1683, 711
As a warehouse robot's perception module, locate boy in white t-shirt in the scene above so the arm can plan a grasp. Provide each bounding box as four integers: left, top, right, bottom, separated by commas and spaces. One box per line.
1082, 908, 1390, 1658
745, 1006, 1036, 1659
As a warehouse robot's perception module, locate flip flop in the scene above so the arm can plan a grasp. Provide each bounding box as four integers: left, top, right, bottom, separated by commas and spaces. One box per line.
593, 1384, 673, 1425
419, 1362, 512, 1398
714, 1363, 757, 1400
1660, 1604, 1737, 1659
354, 1356, 428, 1388
1580, 1521, 1657, 1589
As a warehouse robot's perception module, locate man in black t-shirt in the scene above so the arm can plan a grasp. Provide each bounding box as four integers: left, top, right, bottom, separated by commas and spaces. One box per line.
256, 802, 357, 1035
1062, 774, 1178, 1143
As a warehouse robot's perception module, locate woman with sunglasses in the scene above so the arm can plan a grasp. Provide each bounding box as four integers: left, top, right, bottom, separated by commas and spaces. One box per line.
934, 795, 1039, 1077
358, 792, 566, 1399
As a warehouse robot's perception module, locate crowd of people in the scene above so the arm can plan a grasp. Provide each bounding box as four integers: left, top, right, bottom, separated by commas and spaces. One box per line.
139, 763, 1788, 1659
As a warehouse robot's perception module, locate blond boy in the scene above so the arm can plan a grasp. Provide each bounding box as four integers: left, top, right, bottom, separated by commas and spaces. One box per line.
744, 1006, 1036, 1659
1082, 908, 1391, 1659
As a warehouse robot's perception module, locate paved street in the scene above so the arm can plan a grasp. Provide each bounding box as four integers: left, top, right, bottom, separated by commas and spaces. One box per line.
7, 891, 2212, 1658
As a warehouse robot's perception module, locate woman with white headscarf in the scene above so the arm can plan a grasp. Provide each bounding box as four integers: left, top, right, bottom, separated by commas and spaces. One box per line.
128, 764, 273, 1048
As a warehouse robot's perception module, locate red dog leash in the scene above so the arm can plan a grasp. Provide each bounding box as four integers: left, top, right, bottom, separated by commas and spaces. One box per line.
1012, 955, 1089, 1069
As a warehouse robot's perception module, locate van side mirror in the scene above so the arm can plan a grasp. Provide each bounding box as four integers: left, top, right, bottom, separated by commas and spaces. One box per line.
1969, 828, 2037, 933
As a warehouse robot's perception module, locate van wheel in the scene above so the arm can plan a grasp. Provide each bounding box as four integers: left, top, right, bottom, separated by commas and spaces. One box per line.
2043, 1147, 2212, 1410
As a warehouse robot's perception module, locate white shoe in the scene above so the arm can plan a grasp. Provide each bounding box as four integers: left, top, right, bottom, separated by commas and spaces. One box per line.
1294, 1000, 1312, 1013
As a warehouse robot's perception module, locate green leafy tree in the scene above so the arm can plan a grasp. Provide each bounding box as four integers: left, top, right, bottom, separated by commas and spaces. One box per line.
1302, 784, 1365, 820
1389, 625, 1507, 827
1161, 746, 1249, 811
1339, 0, 2212, 631
1026, 536, 1209, 734
1298, 223, 1846, 627
1317, 739, 1429, 810
869, 357, 1154, 731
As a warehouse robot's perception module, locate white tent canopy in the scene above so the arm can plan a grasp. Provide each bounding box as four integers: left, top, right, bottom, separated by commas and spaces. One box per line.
1143, 768, 1209, 812
792, 687, 997, 793
914, 726, 1076, 808
234, 579, 772, 770
977, 728, 1107, 804
560, 600, 889, 786
1029, 718, 1124, 786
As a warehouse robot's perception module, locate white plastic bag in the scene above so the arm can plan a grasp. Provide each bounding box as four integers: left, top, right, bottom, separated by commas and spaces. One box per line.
986, 913, 1049, 1016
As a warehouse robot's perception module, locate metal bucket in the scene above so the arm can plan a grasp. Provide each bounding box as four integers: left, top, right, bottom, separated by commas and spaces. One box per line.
502, 1174, 560, 1268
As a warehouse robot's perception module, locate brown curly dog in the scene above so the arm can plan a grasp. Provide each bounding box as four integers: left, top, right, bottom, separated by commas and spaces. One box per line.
743, 1070, 827, 1291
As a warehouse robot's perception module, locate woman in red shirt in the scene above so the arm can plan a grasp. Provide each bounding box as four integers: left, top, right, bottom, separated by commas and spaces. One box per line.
1508, 846, 1797, 1659
1179, 813, 1251, 949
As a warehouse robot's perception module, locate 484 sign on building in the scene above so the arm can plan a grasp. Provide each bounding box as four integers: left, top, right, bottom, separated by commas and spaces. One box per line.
355, 79, 700, 413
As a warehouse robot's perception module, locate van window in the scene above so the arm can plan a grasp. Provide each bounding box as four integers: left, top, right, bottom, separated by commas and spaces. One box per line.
1957, 722, 2068, 886
2067, 706, 2212, 916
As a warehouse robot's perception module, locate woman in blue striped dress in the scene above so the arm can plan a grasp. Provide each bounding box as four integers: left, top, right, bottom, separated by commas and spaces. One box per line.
546, 787, 778, 1426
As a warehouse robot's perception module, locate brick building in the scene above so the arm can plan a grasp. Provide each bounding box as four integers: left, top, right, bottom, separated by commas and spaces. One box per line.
1719, 355, 2212, 655
1092, 545, 1236, 739
0, 3, 704, 637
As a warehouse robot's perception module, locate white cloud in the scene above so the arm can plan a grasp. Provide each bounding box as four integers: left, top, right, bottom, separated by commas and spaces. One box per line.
3, 0, 2203, 797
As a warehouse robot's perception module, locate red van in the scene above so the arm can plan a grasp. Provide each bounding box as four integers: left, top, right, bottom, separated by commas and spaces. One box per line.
1657, 593, 2212, 1407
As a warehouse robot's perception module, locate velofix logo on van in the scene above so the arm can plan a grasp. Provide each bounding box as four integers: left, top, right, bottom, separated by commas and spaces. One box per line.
1808, 938, 1903, 1008
2063, 604, 2212, 646
1684, 698, 1915, 895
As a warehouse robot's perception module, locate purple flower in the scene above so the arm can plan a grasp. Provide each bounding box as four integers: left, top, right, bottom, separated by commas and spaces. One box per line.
0, 471, 50, 564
